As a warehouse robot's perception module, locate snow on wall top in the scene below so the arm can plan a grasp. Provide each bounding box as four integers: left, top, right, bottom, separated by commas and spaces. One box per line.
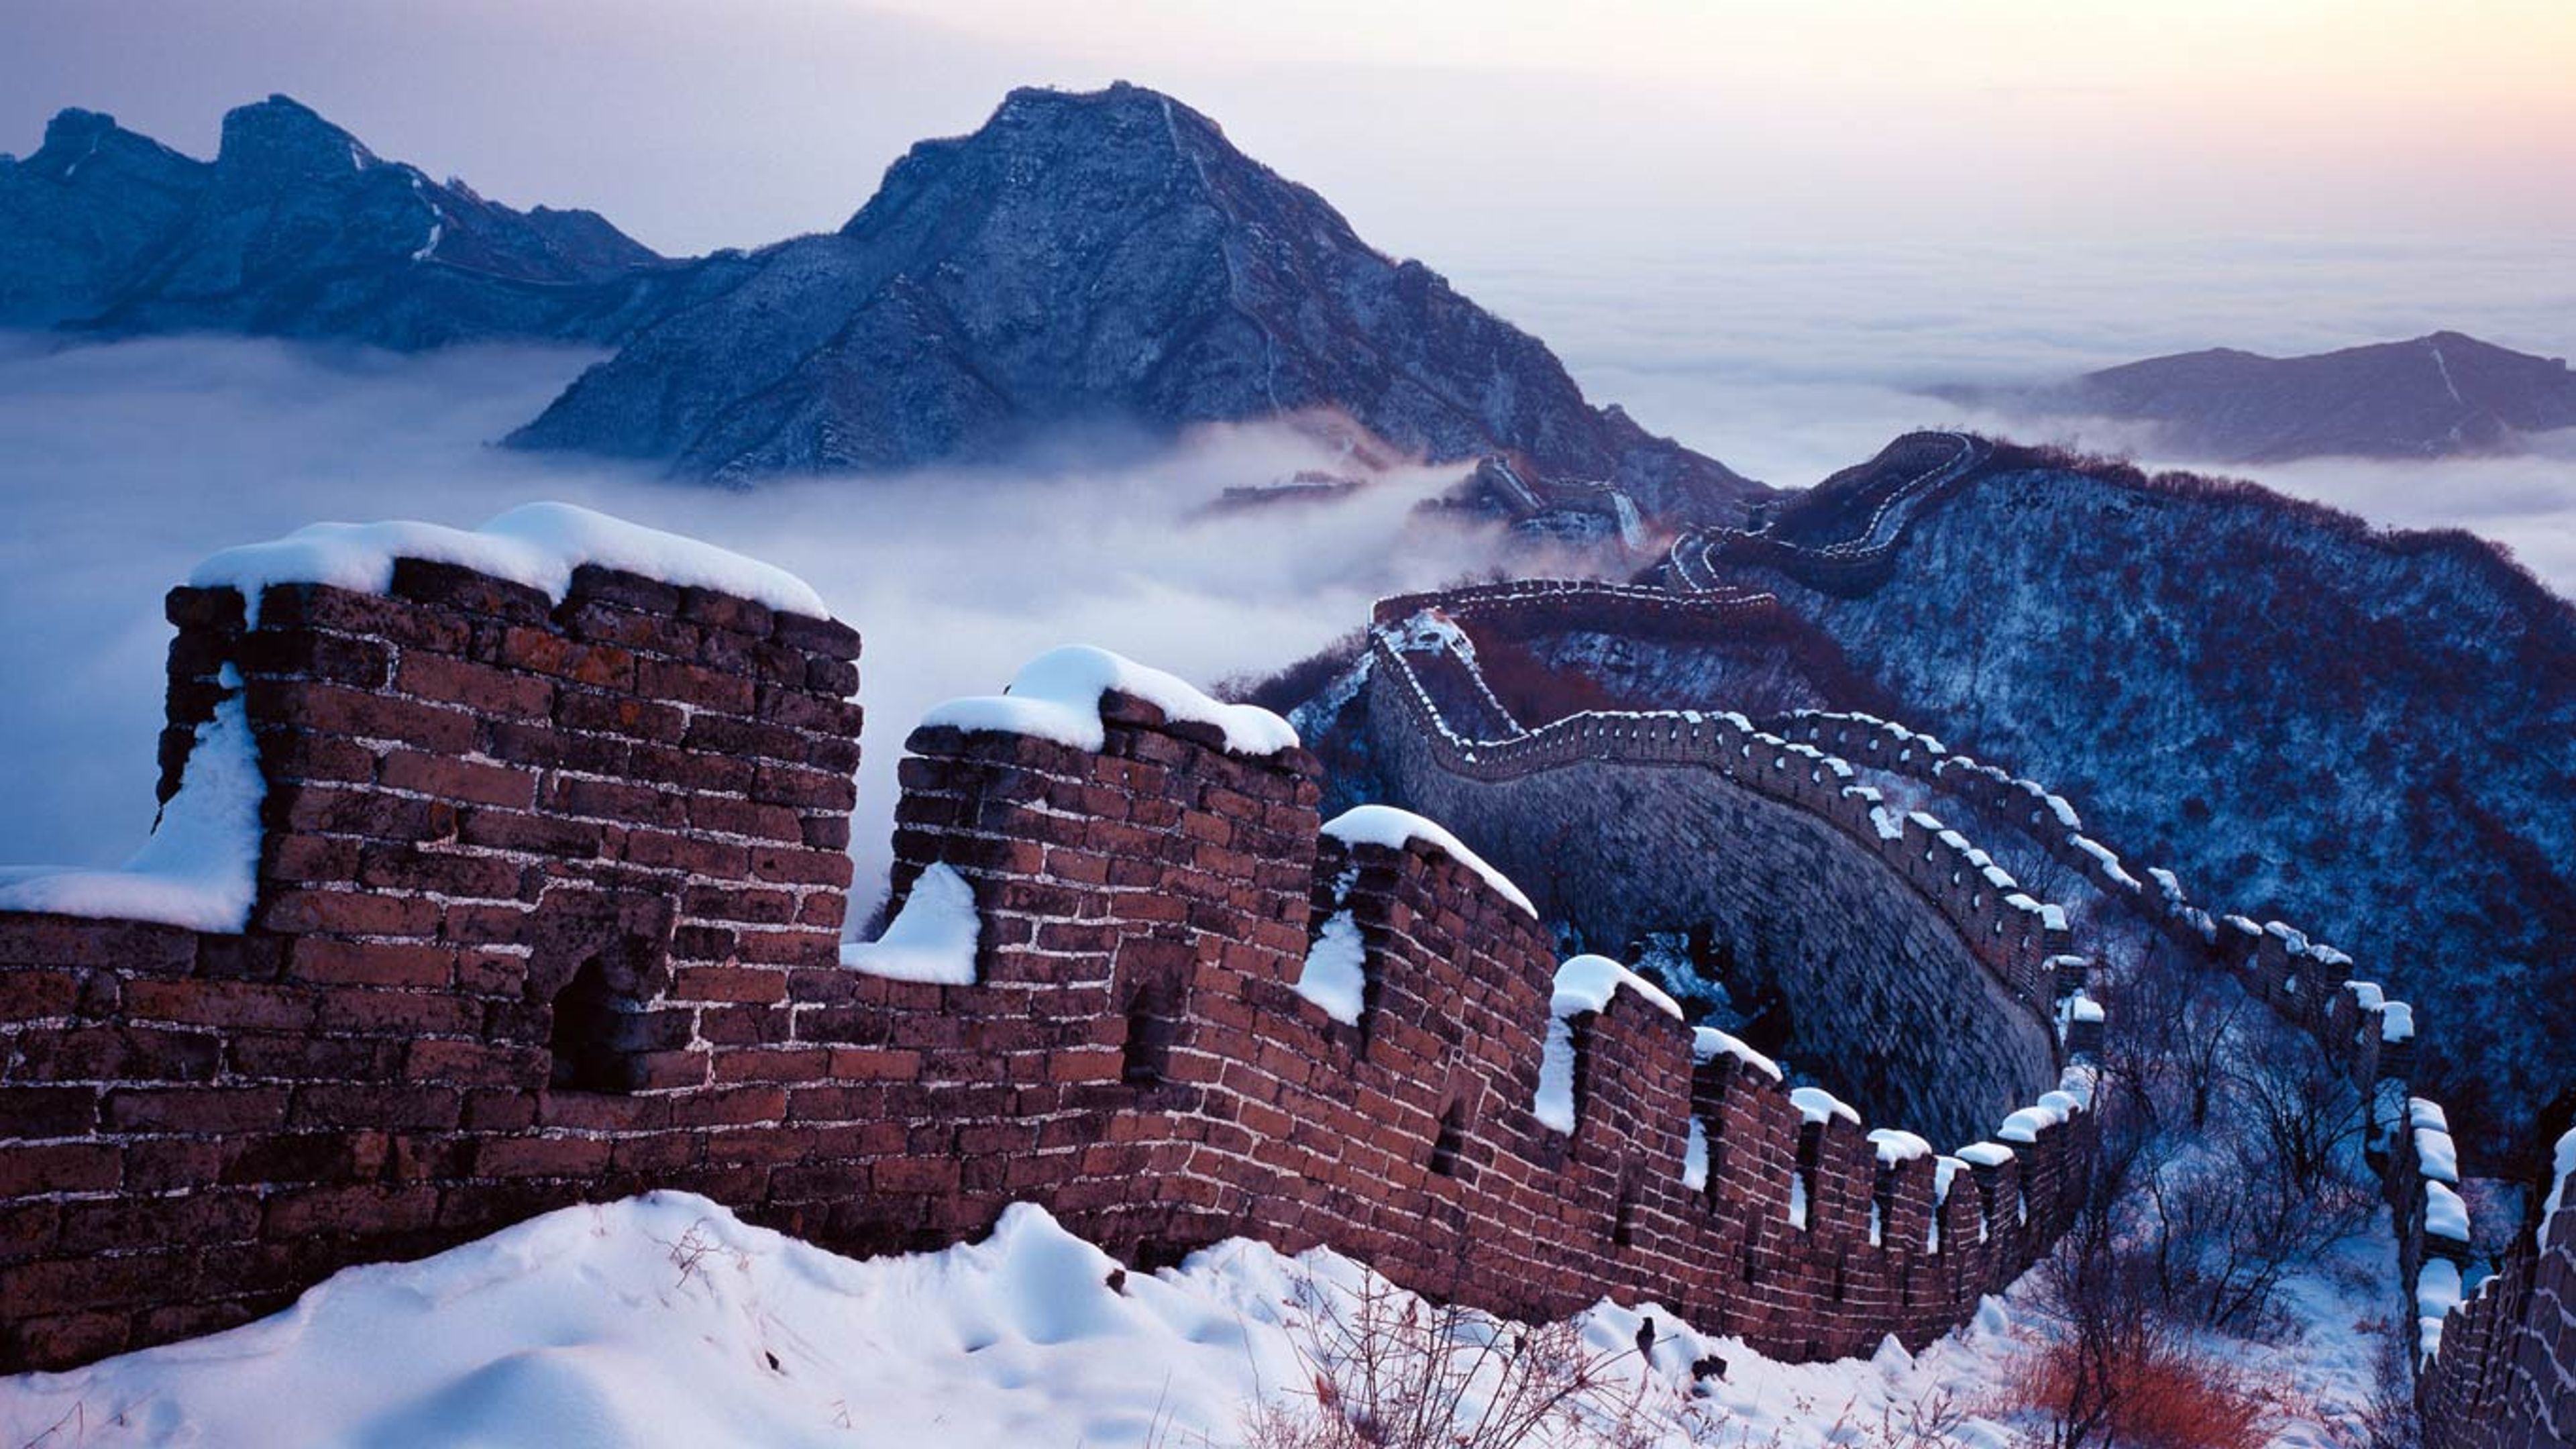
841, 863, 979, 985
0, 667, 264, 932
1791, 1087, 1861, 1128
2541, 1126, 2576, 1250
1867, 1129, 1933, 1165
924, 645, 1298, 759
191, 502, 833, 625
1692, 1026, 1783, 1081
1551, 953, 1683, 1022
1322, 804, 1534, 916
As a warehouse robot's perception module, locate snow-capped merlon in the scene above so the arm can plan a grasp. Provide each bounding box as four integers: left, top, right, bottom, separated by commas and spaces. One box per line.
2418, 1258, 2463, 1362
191, 501, 832, 626
2381, 1002, 2416, 1043
2409, 1097, 2450, 1132
1322, 804, 1534, 916
1954, 1142, 2015, 1168
840, 863, 979, 985
1691, 1026, 1783, 1081
2422, 1181, 2471, 1243
2540, 1125, 2576, 1251
0, 667, 262, 932
1790, 1087, 1860, 1128
1552, 954, 1683, 1022
1997, 1104, 2062, 1144
926, 645, 1298, 758
2071, 836, 2139, 890
1867, 1129, 1933, 1165
2345, 980, 2387, 1011
2414, 1126, 2461, 1185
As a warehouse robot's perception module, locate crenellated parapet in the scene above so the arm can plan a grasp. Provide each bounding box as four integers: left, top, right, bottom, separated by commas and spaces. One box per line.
1368, 639, 2074, 1018
0, 513, 2096, 1377
1371, 578, 1782, 639
1667, 431, 1990, 598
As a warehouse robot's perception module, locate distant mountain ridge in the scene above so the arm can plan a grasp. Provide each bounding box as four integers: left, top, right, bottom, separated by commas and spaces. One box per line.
507, 83, 1760, 513
1, 87, 1762, 515
1947, 331, 2576, 463
0, 96, 745, 348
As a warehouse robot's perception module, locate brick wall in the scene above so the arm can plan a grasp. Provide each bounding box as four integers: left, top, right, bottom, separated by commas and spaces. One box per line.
1, 551, 2095, 1376
2416, 1171, 2576, 1448
2, 560, 864, 1368
1362, 646, 2070, 1146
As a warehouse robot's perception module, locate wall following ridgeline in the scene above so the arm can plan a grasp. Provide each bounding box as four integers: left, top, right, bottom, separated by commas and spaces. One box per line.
1674, 432, 1989, 598
1370, 579, 1782, 640
1360, 632, 2076, 1148
1, 521, 2094, 1377
1765, 709, 2576, 1446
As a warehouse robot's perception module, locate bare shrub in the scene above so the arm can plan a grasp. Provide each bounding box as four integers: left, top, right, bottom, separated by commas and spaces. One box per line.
1243, 1271, 1676, 1449
2006, 1326, 2284, 1449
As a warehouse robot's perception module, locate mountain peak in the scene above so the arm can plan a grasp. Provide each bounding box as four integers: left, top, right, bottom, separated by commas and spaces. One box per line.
40, 107, 119, 152
529, 84, 1758, 513
217, 94, 372, 180
994, 79, 1199, 122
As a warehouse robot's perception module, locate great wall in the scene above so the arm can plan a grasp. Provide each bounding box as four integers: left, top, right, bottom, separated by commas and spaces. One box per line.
0, 506, 2569, 1446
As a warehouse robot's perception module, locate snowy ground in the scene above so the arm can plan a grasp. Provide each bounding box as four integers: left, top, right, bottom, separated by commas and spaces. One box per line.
0, 1191, 2398, 1448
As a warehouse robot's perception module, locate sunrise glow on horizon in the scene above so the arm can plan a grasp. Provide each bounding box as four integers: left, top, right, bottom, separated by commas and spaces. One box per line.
4, 0, 2572, 260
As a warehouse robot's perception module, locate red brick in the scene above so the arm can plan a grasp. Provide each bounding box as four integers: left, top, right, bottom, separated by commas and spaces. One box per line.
0, 1085, 101, 1136
0, 1142, 121, 1196
473, 1135, 612, 1178
246, 680, 478, 753
104, 1086, 289, 1133
638, 657, 754, 714
749, 847, 851, 888
380, 751, 537, 808
258, 890, 440, 938
555, 688, 686, 742
285, 938, 455, 989
395, 653, 555, 718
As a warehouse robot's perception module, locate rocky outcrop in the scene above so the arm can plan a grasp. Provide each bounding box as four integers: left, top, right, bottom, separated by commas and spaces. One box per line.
509, 83, 1760, 514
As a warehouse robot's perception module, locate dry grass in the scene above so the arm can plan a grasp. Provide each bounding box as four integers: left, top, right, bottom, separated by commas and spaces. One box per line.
2004, 1331, 2285, 1449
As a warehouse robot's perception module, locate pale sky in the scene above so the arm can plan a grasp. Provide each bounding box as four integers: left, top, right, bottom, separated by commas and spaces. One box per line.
3, 0, 2573, 266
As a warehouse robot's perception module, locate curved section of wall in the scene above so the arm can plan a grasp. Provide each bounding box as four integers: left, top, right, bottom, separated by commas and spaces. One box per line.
1668, 431, 1989, 598
1360, 629, 2069, 1146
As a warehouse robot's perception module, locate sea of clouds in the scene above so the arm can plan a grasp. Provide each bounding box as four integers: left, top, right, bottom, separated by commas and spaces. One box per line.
0, 335, 1508, 912
1, 239, 2569, 907
1463, 237, 2576, 584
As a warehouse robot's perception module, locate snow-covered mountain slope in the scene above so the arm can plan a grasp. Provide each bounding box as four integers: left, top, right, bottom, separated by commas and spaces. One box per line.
0, 1191, 2400, 1448
0, 97, 742, 348
508, 83, 1759, 512
1746, 461, 2576, 1158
